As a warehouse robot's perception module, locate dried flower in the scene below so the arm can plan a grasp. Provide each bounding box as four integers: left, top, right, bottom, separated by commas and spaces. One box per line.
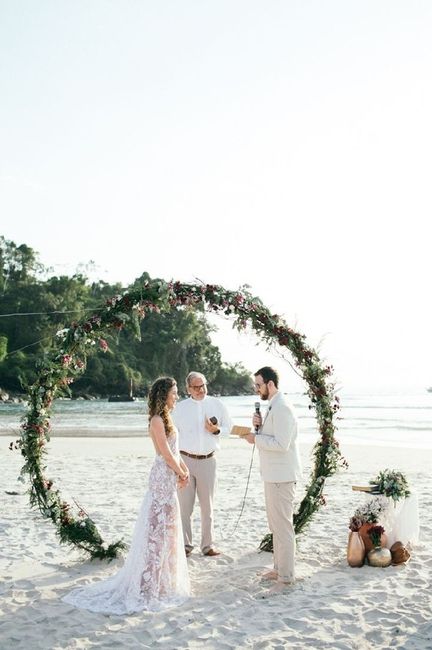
368, 525, 385, 548
349, 516, 363, 532
353, 495, 389, 524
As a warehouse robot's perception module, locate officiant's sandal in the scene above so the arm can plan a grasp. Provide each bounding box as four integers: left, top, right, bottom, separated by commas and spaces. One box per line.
203, 548, 221, 556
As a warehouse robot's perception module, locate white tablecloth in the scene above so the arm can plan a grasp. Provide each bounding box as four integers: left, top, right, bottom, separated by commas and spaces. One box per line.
381, 493, 419, 548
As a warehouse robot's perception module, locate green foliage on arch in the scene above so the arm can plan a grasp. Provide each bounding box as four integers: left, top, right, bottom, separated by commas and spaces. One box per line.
17, 279, 346, 559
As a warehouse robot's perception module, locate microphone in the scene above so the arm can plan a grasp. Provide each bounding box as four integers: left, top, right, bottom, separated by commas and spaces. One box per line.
254, 401, 261, 433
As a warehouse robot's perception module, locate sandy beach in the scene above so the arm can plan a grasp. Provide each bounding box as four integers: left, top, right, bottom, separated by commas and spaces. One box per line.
1, 434, 432, 649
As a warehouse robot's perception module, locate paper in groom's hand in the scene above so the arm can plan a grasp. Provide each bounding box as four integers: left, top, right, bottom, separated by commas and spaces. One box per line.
231, 425, 252, 437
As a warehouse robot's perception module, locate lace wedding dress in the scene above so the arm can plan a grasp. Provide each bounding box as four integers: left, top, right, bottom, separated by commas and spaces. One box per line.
63, 432, 190, 614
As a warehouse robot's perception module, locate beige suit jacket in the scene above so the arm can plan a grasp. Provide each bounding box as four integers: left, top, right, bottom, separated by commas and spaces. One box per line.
255, 391, 302, 483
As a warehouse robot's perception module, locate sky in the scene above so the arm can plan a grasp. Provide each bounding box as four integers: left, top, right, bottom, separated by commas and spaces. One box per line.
1, 1, 431, 395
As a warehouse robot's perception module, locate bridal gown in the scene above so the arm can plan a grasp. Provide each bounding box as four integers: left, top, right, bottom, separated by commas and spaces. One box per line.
63, 431, 190, 614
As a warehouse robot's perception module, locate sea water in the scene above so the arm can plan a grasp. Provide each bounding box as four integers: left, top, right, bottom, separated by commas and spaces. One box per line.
1, 393, 431, 449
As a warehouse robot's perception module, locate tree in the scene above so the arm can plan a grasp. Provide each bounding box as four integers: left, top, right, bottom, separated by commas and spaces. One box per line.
0, 335, 7, 362
0, 236, 43, 293
0, 239, 253, 396
211, 362, 253, 395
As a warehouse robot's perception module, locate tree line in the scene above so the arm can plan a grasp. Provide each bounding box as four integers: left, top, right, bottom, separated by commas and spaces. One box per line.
0, 236, 252, 397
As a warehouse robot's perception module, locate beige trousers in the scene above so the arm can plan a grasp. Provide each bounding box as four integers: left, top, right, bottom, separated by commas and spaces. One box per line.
264, 481, 296, 583
178, 454, 217, 553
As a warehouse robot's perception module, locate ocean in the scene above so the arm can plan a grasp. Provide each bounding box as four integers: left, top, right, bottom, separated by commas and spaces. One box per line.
1, 393, 431, 449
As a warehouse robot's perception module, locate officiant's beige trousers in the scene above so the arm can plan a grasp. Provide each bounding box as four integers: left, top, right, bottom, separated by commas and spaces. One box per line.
264, 481, 296, 583
178, 454, 217, 553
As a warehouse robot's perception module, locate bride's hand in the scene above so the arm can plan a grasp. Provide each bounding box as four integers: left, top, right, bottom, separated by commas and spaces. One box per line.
178, 470, 189, 487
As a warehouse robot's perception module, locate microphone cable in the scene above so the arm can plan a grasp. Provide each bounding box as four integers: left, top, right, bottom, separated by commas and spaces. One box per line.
221, 440, 256, 540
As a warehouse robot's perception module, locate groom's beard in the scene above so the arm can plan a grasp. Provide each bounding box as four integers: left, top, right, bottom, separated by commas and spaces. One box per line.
260, 386, 269, 400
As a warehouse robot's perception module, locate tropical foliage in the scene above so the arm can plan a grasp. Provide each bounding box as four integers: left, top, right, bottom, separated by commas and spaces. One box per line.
0, 237, 251, 396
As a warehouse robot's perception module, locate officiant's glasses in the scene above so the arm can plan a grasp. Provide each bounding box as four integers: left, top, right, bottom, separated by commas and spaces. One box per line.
189, 383, 207, 392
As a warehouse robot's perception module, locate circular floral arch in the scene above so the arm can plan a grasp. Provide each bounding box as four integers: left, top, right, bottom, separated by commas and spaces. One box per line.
17, 280, 346, 559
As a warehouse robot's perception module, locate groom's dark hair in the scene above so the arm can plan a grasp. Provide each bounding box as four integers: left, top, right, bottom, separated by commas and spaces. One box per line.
254, 366, 279, 388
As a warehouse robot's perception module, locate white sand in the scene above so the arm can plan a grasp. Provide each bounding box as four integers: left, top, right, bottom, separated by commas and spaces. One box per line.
1, 436, 432, 650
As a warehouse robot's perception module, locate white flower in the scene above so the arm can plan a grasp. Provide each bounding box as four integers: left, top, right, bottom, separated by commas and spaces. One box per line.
56, 328, 69, 339
354, 495, 390, 523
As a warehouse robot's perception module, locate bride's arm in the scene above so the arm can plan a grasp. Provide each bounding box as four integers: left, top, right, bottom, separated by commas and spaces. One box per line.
150, 416, 188, 480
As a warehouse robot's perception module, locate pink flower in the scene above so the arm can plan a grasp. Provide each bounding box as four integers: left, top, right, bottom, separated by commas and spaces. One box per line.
99, 338, 109, 352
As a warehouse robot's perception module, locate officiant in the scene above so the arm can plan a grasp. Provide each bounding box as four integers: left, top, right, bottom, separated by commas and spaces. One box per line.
173, 371, 232, 557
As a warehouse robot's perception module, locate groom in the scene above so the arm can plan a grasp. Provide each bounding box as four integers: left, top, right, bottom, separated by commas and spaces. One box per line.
243, 366, 302, 592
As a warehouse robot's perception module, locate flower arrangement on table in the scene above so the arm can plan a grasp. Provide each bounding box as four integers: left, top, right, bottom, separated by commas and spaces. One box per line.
369, 469, 410, 501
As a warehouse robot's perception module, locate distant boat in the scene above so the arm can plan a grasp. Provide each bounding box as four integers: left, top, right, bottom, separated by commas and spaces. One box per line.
428, 387, 432, 393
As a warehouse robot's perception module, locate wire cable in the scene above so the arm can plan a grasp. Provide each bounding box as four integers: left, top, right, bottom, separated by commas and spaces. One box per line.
221, 442, 256, 539
0, 308, 104, 318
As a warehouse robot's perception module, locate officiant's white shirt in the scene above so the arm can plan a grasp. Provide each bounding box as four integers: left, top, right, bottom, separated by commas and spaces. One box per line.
173, 396, 232, 455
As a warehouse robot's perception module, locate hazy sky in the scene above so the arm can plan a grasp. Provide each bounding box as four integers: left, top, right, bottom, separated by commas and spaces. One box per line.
1, 1, 431, 394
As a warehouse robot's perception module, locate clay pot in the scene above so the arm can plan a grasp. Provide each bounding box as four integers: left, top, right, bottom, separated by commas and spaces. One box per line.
358, 523, 388, 553
367, 546, 392, 567
347, 531, 366, 567
390, 541, 411, 565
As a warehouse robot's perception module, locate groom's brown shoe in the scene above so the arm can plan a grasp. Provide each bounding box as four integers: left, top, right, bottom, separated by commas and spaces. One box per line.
203, 548, 221, 556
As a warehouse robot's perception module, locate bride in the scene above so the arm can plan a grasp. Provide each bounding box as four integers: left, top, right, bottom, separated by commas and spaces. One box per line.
63, 377, 191, 614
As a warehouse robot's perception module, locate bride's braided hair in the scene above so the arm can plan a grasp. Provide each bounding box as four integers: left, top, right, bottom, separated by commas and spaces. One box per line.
148, 377, 176, 437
